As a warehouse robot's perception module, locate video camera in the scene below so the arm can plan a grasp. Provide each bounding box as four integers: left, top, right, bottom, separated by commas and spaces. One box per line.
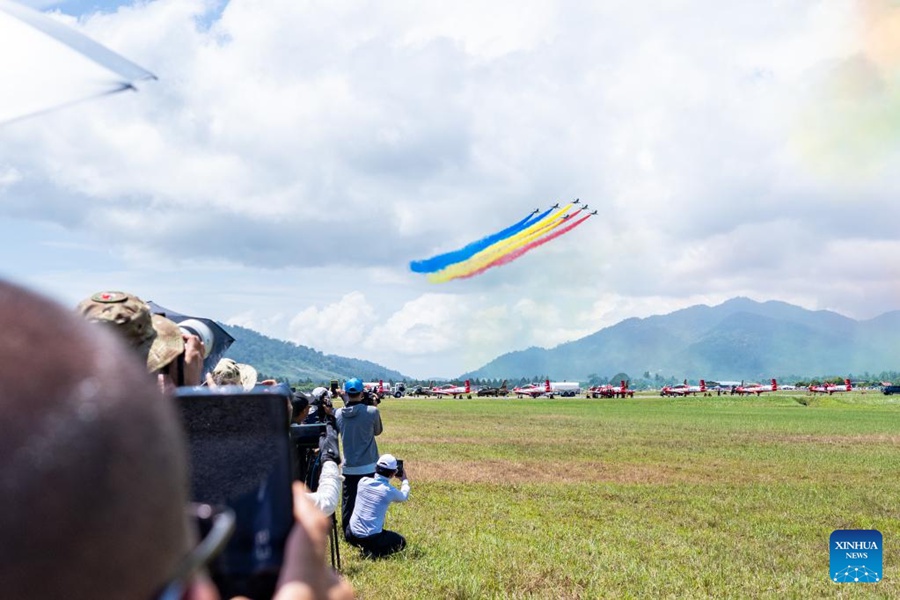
362, 389, 381, 406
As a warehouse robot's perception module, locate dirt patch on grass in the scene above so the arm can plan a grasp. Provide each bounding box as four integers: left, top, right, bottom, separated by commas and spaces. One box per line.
411, 459, 703, 485
749, 433, 900, 445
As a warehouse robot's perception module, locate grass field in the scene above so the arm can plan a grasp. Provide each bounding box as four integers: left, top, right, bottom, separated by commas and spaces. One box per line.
337, 392, 900, 598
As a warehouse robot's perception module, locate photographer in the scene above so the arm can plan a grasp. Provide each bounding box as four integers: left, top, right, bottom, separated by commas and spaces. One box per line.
291, 390, 343, 518
76, 290, 204, 390
334, 378, 383, 539
345, 454, 410, 559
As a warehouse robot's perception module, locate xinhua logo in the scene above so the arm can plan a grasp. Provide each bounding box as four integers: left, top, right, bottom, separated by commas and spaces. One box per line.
830, 530, 882, 583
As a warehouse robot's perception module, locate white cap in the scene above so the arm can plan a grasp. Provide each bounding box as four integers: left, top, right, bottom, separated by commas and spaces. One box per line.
377, 454, 398, 470
311, 386, 331, 400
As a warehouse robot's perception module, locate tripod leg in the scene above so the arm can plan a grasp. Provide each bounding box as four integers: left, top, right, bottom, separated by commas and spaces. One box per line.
330, 512, 342, 571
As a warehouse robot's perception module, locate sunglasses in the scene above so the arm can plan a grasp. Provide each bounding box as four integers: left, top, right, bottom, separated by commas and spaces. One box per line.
155, 503, 235, 600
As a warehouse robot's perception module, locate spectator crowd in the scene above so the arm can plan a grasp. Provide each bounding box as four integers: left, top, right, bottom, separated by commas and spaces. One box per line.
0, 282, 413, 600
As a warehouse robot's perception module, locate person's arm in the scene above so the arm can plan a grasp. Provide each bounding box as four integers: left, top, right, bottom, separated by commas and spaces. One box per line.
372, 409, 383, 436
273, 484, 355, 600
180, 333, 204, 386
305, 461, 342, 517
391, 468, 410, 502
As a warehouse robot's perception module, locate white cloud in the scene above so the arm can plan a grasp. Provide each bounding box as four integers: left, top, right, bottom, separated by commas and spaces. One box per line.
287, 291, 377, 350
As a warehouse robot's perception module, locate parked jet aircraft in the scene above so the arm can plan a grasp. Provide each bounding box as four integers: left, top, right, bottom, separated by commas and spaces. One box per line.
432, 380, 471, 398
409, 383, 436, 397
733, 379, 778, 396
512, 381, 547, 398
514, 380, 581, 398
476, 380, 508, 397
809, 379, 852, 394
660, 380, 706, 397
590, 380, 634, 398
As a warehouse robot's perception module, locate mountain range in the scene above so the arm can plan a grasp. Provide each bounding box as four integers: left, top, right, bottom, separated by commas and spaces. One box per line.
462, 297, 900, 381
220, 298, 900, 383
222, 323, 406, 382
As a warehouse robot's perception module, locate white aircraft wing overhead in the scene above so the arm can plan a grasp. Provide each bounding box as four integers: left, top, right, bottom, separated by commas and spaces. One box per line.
0, 0, 156, 125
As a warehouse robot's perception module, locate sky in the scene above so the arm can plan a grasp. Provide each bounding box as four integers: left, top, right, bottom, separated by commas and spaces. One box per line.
1, 0, 899, 379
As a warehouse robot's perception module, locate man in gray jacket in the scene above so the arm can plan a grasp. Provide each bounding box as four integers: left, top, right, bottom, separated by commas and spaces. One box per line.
335, 377, 383, 538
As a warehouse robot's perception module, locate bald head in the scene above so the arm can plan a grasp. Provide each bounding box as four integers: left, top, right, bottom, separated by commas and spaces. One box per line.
0, 281, 191, 599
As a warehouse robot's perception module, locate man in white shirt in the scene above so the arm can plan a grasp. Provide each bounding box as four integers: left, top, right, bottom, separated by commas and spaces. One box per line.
345, 454, 410, 559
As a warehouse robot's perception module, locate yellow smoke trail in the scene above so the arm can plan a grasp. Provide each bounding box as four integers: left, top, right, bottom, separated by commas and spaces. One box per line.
428, 204, 573, 283
792, 0, 900, 180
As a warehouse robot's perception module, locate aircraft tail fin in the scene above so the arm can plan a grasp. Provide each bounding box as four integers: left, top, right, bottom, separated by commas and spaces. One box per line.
700, 379, 706, 392
545, 379, 551, 392
465, 379, 470, 393
771, 378, 777, 391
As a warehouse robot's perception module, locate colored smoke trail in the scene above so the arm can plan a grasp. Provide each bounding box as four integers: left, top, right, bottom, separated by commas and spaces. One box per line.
448, 212, 593, 281
409, 207, 552, 273
427, 204, 574, 283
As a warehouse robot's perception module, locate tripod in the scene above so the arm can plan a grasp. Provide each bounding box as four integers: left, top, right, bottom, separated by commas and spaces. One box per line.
297, 446, 342, 571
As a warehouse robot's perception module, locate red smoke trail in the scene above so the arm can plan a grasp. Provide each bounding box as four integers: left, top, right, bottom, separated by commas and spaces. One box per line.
454, 212, 593, 281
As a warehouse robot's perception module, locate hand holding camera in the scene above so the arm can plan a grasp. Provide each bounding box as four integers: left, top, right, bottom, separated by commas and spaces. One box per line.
318, 423, 341, 465
395, 459, 406, 480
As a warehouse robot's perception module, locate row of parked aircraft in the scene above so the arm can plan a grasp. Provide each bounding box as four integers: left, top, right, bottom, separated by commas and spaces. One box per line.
405, 379, 583, 398
659, 378, 854, 396
373, 377, 857, 399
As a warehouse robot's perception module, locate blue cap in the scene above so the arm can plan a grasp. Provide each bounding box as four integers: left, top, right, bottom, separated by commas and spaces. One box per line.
344, 378, 364, 394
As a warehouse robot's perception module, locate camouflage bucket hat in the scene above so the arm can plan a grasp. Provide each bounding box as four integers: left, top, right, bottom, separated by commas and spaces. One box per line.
76, 291, 184, 373
212, 358, 258, 391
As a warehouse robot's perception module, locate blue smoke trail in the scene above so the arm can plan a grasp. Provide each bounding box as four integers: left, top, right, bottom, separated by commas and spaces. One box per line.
409, 207, 554, 273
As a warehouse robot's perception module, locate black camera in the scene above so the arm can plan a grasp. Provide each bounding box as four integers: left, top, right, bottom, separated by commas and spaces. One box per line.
362, 390, 381, 406
176, 384, 294, 600
395, 459, 404, 478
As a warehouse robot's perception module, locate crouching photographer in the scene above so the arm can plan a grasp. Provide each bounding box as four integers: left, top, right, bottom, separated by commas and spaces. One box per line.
345, 454, 410, 559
